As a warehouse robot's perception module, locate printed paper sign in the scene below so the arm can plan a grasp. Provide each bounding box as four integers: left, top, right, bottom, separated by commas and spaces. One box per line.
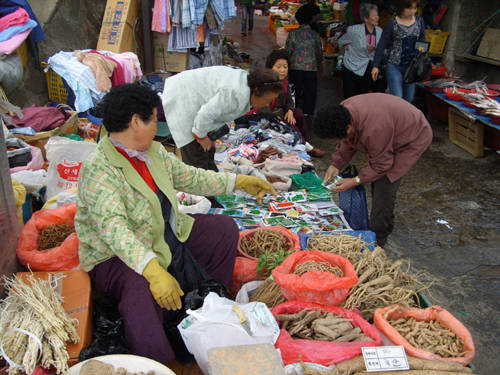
362, 346, 409, 372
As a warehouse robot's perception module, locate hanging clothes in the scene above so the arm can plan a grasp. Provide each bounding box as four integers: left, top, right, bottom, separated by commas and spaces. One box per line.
151, 0, 171, 33
168, 25, 197, 52
73, 50, 117, 92
181, 0, 192, 28
190, 0, 210, 26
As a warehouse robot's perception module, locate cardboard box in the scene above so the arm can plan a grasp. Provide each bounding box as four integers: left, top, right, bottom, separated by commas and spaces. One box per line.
153, 32, 190, 73
16, 270, 93, 367
97, 0, 142, 54
13, 111, 78, 159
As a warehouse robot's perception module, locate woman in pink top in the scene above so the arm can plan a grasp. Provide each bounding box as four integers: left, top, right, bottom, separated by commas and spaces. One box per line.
314, 93, 432, 246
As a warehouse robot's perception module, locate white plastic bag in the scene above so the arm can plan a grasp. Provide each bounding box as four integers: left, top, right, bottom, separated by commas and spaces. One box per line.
176, 192, 212, 214
276, 27, 289, 48
45, 136, 97, 200
235, 280, 264, 304
178, 292, 280, 375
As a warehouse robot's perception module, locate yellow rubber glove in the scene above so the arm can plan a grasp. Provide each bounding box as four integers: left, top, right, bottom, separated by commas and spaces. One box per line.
142, 258, 184, 310
234, 175, 278, 204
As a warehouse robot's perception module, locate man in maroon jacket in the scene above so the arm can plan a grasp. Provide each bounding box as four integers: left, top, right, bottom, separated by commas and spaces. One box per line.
315, 93, 433, 246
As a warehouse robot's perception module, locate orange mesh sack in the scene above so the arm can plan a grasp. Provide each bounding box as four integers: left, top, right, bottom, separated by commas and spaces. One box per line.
272, 250, 358, 306
230, 257, 264, 298
374, 305, 475, 366
16, 203, 79, 271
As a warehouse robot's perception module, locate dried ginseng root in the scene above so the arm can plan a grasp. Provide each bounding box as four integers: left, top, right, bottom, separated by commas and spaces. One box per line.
275, 309, 374, 343
389, 317, 470, 358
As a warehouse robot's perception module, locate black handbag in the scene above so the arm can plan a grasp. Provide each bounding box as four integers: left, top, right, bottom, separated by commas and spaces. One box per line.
402, 51, 432, 84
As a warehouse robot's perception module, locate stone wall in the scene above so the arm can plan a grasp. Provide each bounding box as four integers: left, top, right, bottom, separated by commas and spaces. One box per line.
8, 0, 106, 108
442, 0, 500, 83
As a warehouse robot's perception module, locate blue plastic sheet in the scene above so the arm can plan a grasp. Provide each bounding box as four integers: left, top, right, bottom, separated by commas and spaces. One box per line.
298, 230, 376, 252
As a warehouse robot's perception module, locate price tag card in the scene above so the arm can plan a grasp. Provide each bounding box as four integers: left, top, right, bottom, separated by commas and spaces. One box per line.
362, 346, 410, 372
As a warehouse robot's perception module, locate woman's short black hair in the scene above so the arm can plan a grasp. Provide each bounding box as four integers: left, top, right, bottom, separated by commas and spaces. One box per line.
247, 68, 283, 97
397, 0, 420, 17
295, 5, 313, 25
99, 84, 161, 133
265, 49, 291, 70
314, 105, 352, 139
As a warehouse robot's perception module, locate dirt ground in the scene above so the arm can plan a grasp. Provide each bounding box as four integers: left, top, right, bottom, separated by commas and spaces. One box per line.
222, 11, 500, 374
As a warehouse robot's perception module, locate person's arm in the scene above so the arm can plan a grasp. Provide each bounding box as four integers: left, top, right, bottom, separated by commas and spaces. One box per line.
162, 146, 237, 196
315, 33, 323, 67
192, 87, 239, 140
372, 19, 393, 69
283, 83, 294, 112
330, 141, 357, 173
337, 26, 354, 49
418, 16, 426, 42
285, 30, 295, 56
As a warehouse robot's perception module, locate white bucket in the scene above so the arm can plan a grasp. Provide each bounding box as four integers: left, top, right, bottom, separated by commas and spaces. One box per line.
323, 55, 336, 76
276, 27, 288, 47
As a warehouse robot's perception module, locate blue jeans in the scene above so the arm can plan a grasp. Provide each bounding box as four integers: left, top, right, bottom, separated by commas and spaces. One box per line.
386, 63, 415, 103
241, 6, 254, 32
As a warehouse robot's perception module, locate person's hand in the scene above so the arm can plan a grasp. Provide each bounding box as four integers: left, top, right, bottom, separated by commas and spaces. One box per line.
324, 165, 339, 182
196, 136, 213, 152
371, 67, 379, 81
234, 175, 277, 204
344, 45, 349, 51
143, 258, 184, 310
332, 178, 358, 192
284, 110, 296, 125
418, 46, 425, 52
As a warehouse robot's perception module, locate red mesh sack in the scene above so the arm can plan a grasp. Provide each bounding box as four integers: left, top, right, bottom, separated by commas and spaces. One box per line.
374, 305, 475, 365
272, 250, 358, 305
271, 301, 381, 365
16, 203, 79, 271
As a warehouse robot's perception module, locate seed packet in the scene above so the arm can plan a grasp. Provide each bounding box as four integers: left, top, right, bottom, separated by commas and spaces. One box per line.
239, 217, 263, 226
297, 226, 314, 234
287, 210, 300, 218
325, 217, 347, 229
279, 191, 308, 203
223, 202, 247, 210
318, 207, 343, 216
269, 201, 296, 212
322, 175, 343, 190
219, 209, 245, 217
298, 212, 316, 220
296, 203, 318, 212
269, 211, 288, 217
262, 217, 282, 226
234, 220, 247, 231
244, 208, 271, 218
278, 218, 297, 228
216, 194, 239, 203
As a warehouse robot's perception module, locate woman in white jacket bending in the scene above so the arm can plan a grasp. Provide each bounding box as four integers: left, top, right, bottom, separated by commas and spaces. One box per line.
162, 66, 283, 171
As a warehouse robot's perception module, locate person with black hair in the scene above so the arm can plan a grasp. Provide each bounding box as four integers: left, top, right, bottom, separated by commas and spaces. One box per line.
162, 66, 283, 171
263, 49, 324, 157
285, 5, 323, 118
314, 93, 432, 246
75, 83, 277, 366
371, 0, 426, 103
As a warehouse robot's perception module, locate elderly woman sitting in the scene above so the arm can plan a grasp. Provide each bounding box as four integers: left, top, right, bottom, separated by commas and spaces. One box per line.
75, 84, 276, 365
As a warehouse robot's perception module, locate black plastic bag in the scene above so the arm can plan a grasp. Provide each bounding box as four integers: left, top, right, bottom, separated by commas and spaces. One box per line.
78, 297, 130, 362
402, 51, 432, 84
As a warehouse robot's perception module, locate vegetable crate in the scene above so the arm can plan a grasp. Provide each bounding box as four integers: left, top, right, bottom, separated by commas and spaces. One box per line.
448, 108, 484, 157
41, 61, 75, 105
425, 29, 451, 55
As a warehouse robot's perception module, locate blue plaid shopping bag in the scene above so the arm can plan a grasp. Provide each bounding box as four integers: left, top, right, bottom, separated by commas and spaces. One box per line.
338, 165, 369, 230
